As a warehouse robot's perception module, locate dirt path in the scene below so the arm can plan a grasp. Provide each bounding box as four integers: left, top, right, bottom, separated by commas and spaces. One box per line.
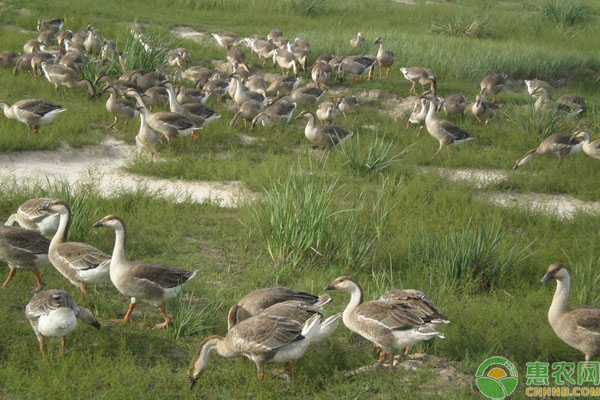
0, 138, 250, 207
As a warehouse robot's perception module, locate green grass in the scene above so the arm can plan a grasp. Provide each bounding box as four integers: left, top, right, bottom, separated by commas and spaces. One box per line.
1, 0, 600, 398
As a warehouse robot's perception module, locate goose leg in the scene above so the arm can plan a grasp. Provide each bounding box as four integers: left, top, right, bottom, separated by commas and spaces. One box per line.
105, 116, 118, 130
2, 266, 16, 288
378, 350, 386, 365
80, 284, 88, 296
416, 126, 423, 137
385, 67, 390, 78
379, 67, 382, 79
34, 125, 40, 134
388, 352, 395, 368
403, 346, 411, 356
111, 298, 136, 323
284, 361, 294, 382
60, 337, 68, 356
154, 305, 172, 329
410, 82, 416, 95
556, 155, 563, 168
353, 113, 358, 123
32, 269, 44, 292
39, 338, 46, 357
434, 144, 443, 156
257, 365, 265, 380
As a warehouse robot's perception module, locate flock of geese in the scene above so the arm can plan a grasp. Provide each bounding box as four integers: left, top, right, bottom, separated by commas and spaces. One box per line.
1, 18, 600, 388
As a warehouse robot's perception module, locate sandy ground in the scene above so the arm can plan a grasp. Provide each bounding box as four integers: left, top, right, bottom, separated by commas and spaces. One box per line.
0, 138, 251, 207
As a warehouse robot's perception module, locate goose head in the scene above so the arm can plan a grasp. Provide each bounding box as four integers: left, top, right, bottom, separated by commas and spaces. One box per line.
541, 262, 569, 283
325, 276, 361, 293
39, 199, 70, 215
571, 130, 590, 143
373, 37, 383, 45
92, 215, 125, 230
295, 110, 313, 120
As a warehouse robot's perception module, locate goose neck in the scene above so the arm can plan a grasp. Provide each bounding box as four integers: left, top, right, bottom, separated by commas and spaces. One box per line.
549, 275, 570, 325
0, 103, 13, 119
50, 207, 71, 248
342, 282, 364, 321
110, 223, 128, 265
165, 85, 183, 113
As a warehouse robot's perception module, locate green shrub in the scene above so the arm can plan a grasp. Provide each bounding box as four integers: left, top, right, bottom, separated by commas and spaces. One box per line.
542, 0, 592, 26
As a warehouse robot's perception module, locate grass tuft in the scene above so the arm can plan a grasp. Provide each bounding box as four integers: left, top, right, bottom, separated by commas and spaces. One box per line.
542, 0, 593, 26
289, 0, 328, 15
169, 289, 222, 340
339, 134, 412, 175
430, 16, 497, 39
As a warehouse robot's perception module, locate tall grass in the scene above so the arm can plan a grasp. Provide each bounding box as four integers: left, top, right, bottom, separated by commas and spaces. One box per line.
339, 134, 412, 175
430, 16, 497, 39
289, 0, 328, 15
502, 104, 567, 141
542, 0, 593, 26
168, 289, 222, 340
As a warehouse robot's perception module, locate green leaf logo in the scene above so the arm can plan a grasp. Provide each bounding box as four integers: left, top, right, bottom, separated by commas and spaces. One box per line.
475, 357, 518, 399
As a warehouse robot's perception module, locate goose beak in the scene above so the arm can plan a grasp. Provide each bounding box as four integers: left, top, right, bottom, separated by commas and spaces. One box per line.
189, 378, 198, 390
92, 321, 101, 329
92, 220, 103, 227
541, 272, 552, 283
324, 284, 335, 290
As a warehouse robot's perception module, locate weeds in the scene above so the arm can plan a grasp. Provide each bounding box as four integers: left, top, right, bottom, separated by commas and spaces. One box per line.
290, 0, 328, 15
430, 16, 497, 39
339, 134, 412, 175
169, 289, 222, 340
542, 0, 592, 27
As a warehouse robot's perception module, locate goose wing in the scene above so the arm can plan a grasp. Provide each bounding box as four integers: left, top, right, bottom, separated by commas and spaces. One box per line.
0, 226, 49, 255
239, 287, 318, 313
546, 134, 579, 151
231, 315, 304, 353
320, 125, 352, 145
16, 99, 63, 116
356, 300, 430, 330
55, 242, 110, 270
129, 262, 196, 288
380, 290, 448, 322
439, 120, 472, 140
300, 87, 324, 97
26, 290, 76, 318
571, 307, 600, 336
261, 300, 322, 324
17, 198, 58, 222
154, 112, 197, 130
183, 103, 219, 119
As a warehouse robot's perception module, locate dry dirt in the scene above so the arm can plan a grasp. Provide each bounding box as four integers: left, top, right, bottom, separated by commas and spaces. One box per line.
0, 138, 251, 207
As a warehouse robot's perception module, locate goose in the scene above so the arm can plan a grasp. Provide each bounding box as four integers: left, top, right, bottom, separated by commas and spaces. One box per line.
479, 73, 507, 103
0, 99, 65, 134
227, 47, 249, 71
83, 26, 102, 55
190, 313, 327, 385
37, 30, 56, 46
41, 201, 110, 295
143, 86, 169, 110
533, 88, 583, 115
311, 61, 332, 89
266, 75, 301, 97
273, 36, 289, 49
377, 289, 449, 357
424, 98, 476, 155
350, 32, 366, 48
293, 37, 310, 52
512, 133, 583, 169
541, 262, 600, 361
5, 198, 60, 236
273, 49, 299, 76
296, 111, 353, 149
325, 277, 446, 368
59, 50, 84, 70
30, 52, 56, 77
572, 130, 600, 160
230, 99, 262, 129
315, 54, 334, 65
71, 29, 89, 46
126, 90, 199, 146
120, 69, 161, 91
176, 85, 209, 105
245, 75, 268, 98
400, 67, 437, 95
287, 43, 309, 72
0, 50, 19, 68
163, 82, 220, 130
251, 99, 297, 137
174, 67, 216, 87
101, 39, 118, 61
167, 50, 187, 69
441, 94, 467, 120
134, 105, 162, 161
229, 75, 266, 106
471, 93, 499, 125
212, 32, 240, 49
13, 53, 36, 75
373, 37, 395, 79
525, 79, 552, 96
338, 56, 377, 85
316, 101, 338, 124
337, 96, 359, 122
98, 85, 139, 130
253, 40, 277, 66
227, 287, 322, 330
93, 215, 196, 329
268, 28, 283, 42
26, 289, 100, 356
95, 74, 143, 94
41, 62, 95, 97
0, 225, 50, 291
40, 44, 65, 59
37, 18, 66, 33
557, 94, 586, 113
23, 39, 42, 54
406, 98, 428, 137
57, 30, 73, 48
291, 86, 325, 106
202, 75, 230, 104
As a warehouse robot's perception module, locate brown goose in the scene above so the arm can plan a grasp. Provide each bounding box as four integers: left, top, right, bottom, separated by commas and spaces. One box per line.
479, 73, 507, 103
189, 313, 327, 385
163, 82, 220, 130
350, 32, 365, 48
533, 88, 583, 115
316, 101, 338, 124
295, 110, 353, 149
572, 130, 600, 160
23, 39, 42, 54
291, 86, 325, 106
525, 79, 552, 97
471, 93, 499, 125
41, 63, 95, 97
311, 61, 332, 89
406, 98, 428, 137
5, 198, 60, 236
0, 51, 19, 68
120, 69, 160, 91
273, 49, 299, 76
338, 56, 377, 85
174, 66, 216, 87
557, 94, 586, 114
30, 52, 56, 77
202, 75, 230, 103
93, 215, 196, 328
0, 99, 65, 134
99, 85, 139, 130
441, 94, 467, 120
400, 67, 437, 95
95, 74, 143, 94
337, 96, 359, 122
542, 263, 600, 361
266, 75, 301, 97
227, 47, 249, 71
135, 105, 162, 161
212, 32, 240, 49
230, 99, 262, 129
374, 37, 395, 79
513, 133, 583, 169
0, 225, 50, 291
245, 75, 268, 98
176, 85, 209, 105
227, 287, 321, 330
143, 86, 169, 110
43, 200, 111, 295
424, 98, 475, 155
26, 289, 100, 356
37, 18, 66, 33
250, 99, 297, 137
326, 277, 446, 368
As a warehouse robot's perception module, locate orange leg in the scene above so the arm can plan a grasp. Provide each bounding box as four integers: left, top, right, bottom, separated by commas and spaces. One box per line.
284, 361, 294, 382
405, 120, 410, 131
379, 68, 382, 79
417, 126, 423, 137
386, 68, 390, 78
378, 350, 386, 364
32, 269, 44, 292
60, 337, 68, 356
111, 299, 136, 323
39, 338, 46, 357
80, 284, 88, 296
153, 304, 172, 329
388, 352, 395, 368
257, 370, 265, 381
403, 346, 411, 356
2, 266, 16, 288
